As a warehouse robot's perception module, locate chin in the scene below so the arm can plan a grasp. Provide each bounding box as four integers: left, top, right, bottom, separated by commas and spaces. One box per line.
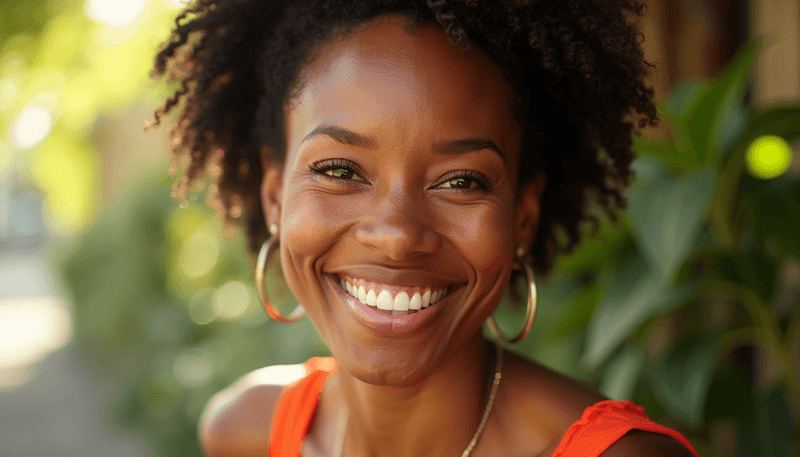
332, 341, 442, 387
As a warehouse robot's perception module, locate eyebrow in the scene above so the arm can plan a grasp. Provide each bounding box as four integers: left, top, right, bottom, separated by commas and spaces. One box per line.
431, 138, 506, 163
303, 125, 376, 149
302, 124, 505, 162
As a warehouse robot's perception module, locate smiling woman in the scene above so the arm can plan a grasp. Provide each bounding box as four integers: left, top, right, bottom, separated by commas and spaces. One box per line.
149, 1, 699, 456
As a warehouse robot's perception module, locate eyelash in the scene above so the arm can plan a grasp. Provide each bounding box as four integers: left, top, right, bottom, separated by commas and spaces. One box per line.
308, 159, 495, 191
443, 170, 496, 192
308, 159, 365, 186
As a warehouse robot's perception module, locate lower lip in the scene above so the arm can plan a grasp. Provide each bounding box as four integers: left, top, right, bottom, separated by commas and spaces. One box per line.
326, 275, 449, 335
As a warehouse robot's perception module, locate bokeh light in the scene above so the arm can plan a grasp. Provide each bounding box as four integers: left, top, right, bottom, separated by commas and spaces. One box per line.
172, 348, 214, 388
31, 134, 100, 235
746, 135, 793, 179
188, 288, 216, 325
212, 281, 253, 320
0, 297, 72, 370
85, 0, 148, 28
179, 227, 221, 279
10, 105, 53, 150
167, 0, 191, 7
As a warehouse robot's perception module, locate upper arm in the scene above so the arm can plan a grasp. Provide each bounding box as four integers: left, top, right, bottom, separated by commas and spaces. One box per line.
599, 430, 696, 457
199, 364, 307, 457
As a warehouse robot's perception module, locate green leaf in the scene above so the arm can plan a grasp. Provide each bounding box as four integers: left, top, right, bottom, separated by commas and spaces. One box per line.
583, 255, 662, 368
665, 81, 710, 167
745, 175, 800, 259
632, 139, 685, 174
630, 154, 678, 183
737, 385, 796, 457
716, 104, 751, 158
650, 331, 721, 429
627, 167, 717, 280
683, 40, 761, 164
714, 247, 778, 304
667, 81, 710, 118
546, 282, 603, 342
745, 105, 800, 143
583, 256, 704, 369
600, 345, 644, 401
552, 217, 630, 276
704, 359, 753, 422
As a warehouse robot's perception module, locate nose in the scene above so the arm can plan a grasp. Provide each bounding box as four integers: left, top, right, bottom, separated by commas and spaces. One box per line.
353, 187, 441, 260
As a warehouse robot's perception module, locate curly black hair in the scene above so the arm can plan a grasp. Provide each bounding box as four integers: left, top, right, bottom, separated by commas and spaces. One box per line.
148, 0, 656, 278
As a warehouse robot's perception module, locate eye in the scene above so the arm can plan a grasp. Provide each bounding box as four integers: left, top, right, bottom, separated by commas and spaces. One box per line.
326, 167, 359, 180
437, 170, 494, 191
440, 177, 476, 189
309, 159, 366, 183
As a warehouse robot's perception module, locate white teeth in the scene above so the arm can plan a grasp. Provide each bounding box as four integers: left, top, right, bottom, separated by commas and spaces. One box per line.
377, 290, 393, 310
409, 292, 422, 310
339, 277, 452, 313
393, 292, 410, 311
422, 290, 431, 308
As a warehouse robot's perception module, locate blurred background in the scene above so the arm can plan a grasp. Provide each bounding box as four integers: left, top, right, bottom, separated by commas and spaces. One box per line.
0, 0, 798, 456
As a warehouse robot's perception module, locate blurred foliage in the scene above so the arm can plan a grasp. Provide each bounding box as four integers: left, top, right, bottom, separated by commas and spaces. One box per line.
489, 40, 800, 456
0, 0, 180, 234
4, 0, 790, 454
60, 174, 328, 455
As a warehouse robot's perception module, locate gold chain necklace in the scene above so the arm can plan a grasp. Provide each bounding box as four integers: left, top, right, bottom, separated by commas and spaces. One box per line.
332, 343, 504, 457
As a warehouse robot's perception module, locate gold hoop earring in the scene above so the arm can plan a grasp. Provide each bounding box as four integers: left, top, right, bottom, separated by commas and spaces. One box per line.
255, 233, 305, 324
486, 255, 537, 344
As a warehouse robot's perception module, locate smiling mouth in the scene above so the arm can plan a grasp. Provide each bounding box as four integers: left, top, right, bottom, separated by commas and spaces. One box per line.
334, 274, 452, 316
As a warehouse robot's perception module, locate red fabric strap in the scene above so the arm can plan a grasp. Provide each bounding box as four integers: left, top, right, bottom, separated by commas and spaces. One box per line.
268, 358, 337, 457
551, 400, 700, 457
268, 361, 699, 457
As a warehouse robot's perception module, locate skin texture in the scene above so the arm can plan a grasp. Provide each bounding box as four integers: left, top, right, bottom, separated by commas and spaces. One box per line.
200, 17, 695, 457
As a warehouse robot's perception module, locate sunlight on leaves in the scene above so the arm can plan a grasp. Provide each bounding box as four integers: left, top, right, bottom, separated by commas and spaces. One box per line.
10, 104, 51, 149
31, 133, 99, 235
85, 0, 148, 29
178, 224, 221, 280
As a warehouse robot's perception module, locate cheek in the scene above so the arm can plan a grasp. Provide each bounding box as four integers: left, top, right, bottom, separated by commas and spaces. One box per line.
441, 201, 515, 276
280, 188, 344, 269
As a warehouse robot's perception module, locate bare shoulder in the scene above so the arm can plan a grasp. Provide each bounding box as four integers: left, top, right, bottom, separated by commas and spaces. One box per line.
497, 351, 607, 456
199, 364, 308, 457
500, 352, 695, 457
599, 430, 696, 457
503, 351, 606, 426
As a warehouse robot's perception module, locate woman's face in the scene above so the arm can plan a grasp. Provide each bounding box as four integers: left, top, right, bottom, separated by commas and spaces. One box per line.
262, 17, 542, 386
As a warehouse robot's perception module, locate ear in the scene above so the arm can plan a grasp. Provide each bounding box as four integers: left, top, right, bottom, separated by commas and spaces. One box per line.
260, 146, 283, 230
514, 173, 547, 251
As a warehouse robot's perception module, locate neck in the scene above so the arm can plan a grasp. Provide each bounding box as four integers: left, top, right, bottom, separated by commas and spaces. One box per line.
334, 334, 494, 457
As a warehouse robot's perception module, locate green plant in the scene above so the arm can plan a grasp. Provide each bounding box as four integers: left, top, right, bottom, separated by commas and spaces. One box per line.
491, 39, 800, 456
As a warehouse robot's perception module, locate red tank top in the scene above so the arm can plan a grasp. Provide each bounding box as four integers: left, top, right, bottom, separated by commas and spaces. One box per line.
268, 358, 700, 457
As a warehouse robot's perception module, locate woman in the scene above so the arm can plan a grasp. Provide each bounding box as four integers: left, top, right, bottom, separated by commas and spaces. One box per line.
150, 1, 700, 456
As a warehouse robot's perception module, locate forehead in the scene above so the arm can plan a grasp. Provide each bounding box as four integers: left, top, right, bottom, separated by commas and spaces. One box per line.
288, 17, 518, 151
